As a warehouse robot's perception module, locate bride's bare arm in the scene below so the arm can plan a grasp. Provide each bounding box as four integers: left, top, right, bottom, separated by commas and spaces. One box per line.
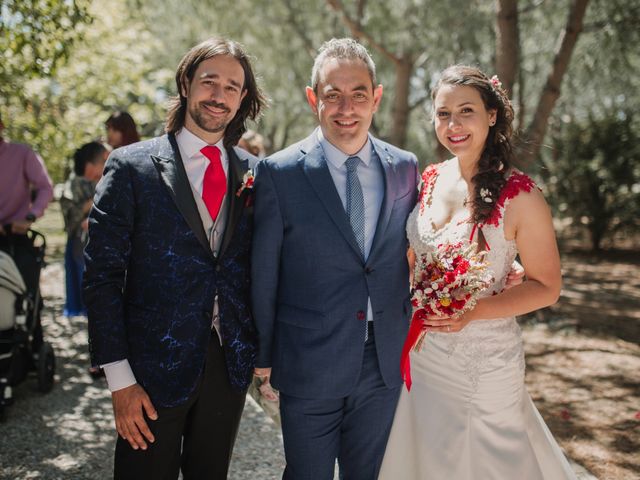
470, 188, 561, 319
426, 188, 561, 332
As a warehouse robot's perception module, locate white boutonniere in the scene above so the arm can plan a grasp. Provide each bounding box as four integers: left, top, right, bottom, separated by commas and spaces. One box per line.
236, 170, 255, 197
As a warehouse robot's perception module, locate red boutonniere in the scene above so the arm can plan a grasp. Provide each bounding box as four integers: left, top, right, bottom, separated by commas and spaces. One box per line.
236, 170, 255, 197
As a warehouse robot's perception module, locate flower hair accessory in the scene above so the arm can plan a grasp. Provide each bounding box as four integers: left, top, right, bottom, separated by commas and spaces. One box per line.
236, 170, 255, 197
480, 188, 493, 203
490, 75, 502, 90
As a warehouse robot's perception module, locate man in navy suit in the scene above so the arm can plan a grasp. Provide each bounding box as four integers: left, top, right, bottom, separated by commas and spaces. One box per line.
84, 38, 266, 480
252, 38, 418, 479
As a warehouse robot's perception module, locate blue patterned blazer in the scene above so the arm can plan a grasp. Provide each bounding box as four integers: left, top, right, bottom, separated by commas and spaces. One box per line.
84, 133, 257, 408
251, 131, 418, 399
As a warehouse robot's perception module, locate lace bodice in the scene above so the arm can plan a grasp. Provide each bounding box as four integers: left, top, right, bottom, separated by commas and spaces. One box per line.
407, 158, 537, 391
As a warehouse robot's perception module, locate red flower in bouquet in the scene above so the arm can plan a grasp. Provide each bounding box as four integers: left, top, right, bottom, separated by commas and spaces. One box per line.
401, 241, 492, 390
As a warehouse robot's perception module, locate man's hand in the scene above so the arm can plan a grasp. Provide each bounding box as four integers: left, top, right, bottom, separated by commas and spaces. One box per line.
254, 367, 271, 378
11, 220, 32, 235
112, 383, 158, 450
505, 260, 525, 289
254, 367, 278, 402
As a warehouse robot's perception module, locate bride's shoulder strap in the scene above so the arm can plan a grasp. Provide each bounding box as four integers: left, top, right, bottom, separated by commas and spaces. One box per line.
484, 170, 539, 227
417, 162, 444, 202
502, 170, 538, 200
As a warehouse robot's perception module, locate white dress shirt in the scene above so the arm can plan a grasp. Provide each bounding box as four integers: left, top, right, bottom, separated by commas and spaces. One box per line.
102, 128, 228, 392
318, 130, 384, 322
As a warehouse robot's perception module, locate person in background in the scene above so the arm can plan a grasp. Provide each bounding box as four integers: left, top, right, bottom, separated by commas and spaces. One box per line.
105, 111, 140, 149
0, 113, 54, 354
60, 141, 108, 318
0, 114, 53, 239
237, 129, 267, 158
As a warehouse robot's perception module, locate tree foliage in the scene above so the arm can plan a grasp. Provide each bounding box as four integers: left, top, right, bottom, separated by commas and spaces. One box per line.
0, 0, 92, 100
2, 0, 170, 182
547, 109, 640, 251
1, 0, 638, 247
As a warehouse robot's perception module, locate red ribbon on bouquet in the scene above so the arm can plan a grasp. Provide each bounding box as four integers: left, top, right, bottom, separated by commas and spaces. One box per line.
400, 308, 428, 391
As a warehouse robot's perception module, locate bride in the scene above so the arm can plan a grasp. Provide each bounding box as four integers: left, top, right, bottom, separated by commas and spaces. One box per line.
379, 66, 577, 479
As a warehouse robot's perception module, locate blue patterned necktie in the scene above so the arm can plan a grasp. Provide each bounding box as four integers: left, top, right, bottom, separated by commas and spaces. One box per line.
345, 156, 365, 258
345, 156, 369, 341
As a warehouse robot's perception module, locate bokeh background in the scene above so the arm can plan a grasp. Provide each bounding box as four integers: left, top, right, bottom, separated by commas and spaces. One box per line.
1, 1, 638, 479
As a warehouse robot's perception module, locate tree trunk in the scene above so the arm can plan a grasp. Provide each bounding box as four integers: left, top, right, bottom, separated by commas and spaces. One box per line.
516, 61, 526, 132
521, 0, 590, 164
391, 57, 412, 148
495, 0, 519, 97
590, 225, 604, 252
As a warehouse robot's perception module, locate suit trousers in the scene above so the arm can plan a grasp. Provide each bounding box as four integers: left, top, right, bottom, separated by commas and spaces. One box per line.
113, 333, 246, 480
279, 325, 402, 480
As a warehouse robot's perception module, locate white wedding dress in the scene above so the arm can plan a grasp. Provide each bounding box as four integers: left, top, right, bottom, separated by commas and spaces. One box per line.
379, 160, 577, 479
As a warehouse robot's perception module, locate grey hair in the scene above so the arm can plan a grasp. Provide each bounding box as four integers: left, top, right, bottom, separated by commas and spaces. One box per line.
310, 38, 377, 93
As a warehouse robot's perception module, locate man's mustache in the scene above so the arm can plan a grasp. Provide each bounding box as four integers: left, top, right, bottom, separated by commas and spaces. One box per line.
201, 100, 230, 113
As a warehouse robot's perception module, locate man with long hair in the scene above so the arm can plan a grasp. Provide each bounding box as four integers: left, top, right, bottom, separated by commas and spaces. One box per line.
84, 38, 266, 479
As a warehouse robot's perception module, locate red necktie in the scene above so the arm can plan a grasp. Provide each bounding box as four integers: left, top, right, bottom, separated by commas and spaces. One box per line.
200, 145, 226, 221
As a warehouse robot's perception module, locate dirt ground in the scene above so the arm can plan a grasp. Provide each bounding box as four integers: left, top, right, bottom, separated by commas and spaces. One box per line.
33, 204, 640, 479
522, 251, 640, 480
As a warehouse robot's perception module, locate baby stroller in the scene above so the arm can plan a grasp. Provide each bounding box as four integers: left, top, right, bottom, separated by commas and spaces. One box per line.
0, 229, 56, 421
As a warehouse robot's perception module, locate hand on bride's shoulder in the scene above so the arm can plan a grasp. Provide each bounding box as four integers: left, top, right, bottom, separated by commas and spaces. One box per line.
505, 261, 525, 289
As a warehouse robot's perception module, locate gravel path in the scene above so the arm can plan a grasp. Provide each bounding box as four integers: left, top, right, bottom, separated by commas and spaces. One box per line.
0, 262, 285, 479
0, 261, 596, 479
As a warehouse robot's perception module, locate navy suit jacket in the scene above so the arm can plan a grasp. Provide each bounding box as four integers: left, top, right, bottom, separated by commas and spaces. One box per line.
84, 133, 257, 408
251, 131, 418, 399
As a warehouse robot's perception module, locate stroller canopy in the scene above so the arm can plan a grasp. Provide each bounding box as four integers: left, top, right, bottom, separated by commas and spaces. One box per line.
0, 251, 26, 296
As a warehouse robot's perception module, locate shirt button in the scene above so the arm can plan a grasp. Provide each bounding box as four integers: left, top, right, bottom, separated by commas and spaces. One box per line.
357, 310, 365, 321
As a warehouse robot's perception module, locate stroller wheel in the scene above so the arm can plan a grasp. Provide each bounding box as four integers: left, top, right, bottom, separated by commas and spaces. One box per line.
37, 342, 55, 393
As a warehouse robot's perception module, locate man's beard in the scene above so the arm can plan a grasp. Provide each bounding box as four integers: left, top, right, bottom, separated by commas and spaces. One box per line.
189, 101, 232, 133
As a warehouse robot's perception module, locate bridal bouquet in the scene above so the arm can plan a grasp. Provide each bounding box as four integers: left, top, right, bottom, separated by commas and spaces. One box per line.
401, 241, 492, 389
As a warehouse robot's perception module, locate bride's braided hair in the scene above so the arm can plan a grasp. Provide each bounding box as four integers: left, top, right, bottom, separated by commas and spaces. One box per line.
431, 65, 516, 224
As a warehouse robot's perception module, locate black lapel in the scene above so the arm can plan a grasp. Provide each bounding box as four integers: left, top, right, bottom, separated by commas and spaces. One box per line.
150, 134, 215, 261
368, 138, 399, 262
299, 135, 363, 260
218, 146, 247, 258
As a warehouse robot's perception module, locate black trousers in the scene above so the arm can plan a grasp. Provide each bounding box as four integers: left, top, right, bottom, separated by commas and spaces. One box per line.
114, 334, 246, 480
